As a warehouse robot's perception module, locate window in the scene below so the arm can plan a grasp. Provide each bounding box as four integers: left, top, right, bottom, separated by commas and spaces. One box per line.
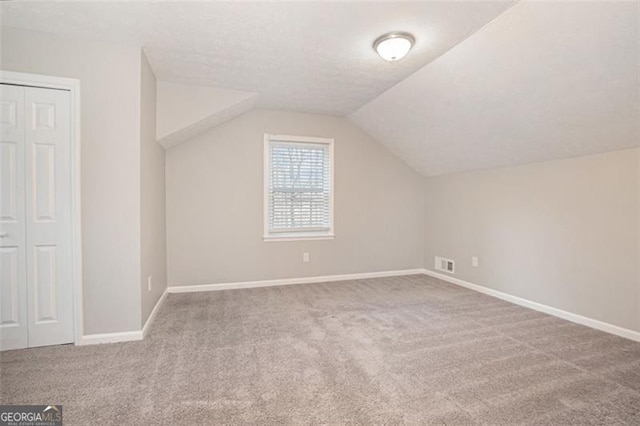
264, 134, 334, 241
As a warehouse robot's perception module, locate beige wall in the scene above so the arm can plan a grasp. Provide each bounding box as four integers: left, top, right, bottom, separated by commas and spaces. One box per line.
1, 27, 142, 334
166, 109, 424, 286
424, 149, 640, 331
140, 52, 167, 325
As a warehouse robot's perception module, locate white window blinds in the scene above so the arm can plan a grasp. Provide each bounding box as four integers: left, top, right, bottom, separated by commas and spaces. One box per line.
264, 135, 334, 239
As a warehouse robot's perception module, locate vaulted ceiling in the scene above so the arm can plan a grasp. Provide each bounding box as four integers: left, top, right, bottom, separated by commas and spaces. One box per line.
2, 1, 638, 176
351, 1, 640, 176
0, 1, 514, 115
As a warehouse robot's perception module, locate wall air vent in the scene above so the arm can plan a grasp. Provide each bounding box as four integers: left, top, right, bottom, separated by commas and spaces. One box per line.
435, 256, 455, 274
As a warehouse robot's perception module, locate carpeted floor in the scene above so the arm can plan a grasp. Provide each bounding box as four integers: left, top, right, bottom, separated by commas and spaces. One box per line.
2, 274, 640, 425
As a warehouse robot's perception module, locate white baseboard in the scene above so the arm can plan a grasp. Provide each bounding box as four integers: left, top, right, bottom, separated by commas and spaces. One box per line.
80, 288, 168, 345
422, 269, 640, 343
142, 288, 168, 337
79, 330, 143, 346
167, 268, 425, 294
80, 269, 640, 345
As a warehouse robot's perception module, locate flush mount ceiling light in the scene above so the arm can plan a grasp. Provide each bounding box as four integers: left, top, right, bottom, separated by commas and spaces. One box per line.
373, 32, 415, 61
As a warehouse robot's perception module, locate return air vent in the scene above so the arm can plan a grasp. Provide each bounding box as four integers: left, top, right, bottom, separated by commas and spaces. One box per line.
435, 256, 455, 274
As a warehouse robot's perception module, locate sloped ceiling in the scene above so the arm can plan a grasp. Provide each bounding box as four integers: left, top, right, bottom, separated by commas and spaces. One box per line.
351, 1, 640, 176
0, 1, 514, 115
2, 2, 638, 174
156, 81, 258, 149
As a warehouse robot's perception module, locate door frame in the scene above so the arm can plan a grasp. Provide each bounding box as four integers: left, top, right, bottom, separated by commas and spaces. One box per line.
0, 70, 83, 346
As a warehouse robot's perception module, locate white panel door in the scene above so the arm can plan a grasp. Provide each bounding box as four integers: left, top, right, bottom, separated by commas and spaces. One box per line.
0, 84, 28, 350
24, 86, 73, 348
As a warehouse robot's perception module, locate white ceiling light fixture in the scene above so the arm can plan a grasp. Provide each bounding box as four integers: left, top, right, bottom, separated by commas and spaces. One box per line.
373, 32, 415, 61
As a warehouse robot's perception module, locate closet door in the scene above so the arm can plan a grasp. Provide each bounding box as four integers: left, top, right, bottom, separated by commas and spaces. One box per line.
24, 86, 73, 348
0, 84, 28, 350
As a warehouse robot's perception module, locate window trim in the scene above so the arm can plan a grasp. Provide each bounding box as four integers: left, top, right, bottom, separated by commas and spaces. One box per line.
263, 134, 335, 242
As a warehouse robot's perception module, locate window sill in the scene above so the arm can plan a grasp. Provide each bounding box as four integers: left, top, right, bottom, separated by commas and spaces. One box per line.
263, 232, 335, 242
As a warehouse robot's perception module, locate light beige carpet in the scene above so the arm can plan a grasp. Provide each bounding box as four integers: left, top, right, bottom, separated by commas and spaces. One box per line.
2, 274, 640, 424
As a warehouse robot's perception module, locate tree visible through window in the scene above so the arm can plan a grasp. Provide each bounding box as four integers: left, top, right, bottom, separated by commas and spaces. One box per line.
264, 135, 334, 240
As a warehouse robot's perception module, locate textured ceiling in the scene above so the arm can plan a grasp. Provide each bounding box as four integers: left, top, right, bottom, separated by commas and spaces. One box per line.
3, 2, 637, 175
0, 1, 514, 115
351, 1, 640, 176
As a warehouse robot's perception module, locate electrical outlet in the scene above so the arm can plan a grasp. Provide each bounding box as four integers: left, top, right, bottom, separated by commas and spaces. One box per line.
472, 257, 479, 267
302, 252, 310, 263
147, 275, 152, 291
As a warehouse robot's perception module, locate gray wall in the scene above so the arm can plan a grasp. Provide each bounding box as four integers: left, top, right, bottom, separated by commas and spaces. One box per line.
424, 149, 640, 331
1, 27, 143, 334
140, 52, 167, 325
166, 109, 424, 286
